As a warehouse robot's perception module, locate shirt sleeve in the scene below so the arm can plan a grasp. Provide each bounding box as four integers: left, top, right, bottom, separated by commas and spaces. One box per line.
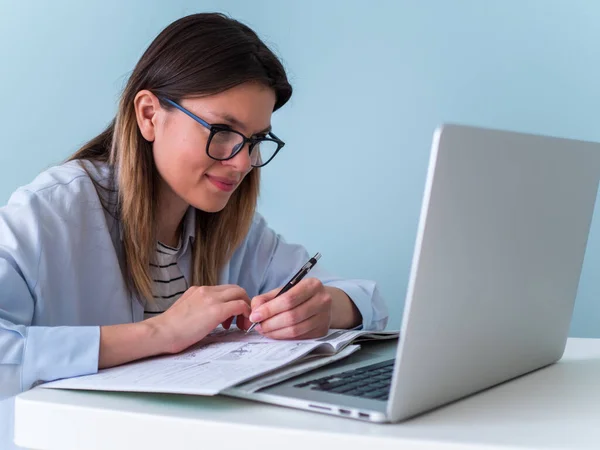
233, 213, 389, 331
0, 188, 100, 398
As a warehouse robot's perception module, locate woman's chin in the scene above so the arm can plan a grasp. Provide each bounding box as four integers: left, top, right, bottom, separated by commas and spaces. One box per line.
189, 197, 230, 213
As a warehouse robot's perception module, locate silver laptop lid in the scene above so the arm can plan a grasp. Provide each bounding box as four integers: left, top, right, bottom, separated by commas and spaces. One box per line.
389, 124, 600, 421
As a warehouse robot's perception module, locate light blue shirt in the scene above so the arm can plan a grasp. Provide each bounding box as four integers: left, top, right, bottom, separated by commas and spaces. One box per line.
0, 159, 388, 448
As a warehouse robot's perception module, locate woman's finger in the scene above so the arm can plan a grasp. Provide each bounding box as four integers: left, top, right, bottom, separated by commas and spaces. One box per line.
260, 316, 322, 340
250, 278, 321, 323
259, 292, 330, 333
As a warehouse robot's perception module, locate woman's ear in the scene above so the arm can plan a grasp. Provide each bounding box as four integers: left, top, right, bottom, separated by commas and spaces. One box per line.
134, 90, 160, 142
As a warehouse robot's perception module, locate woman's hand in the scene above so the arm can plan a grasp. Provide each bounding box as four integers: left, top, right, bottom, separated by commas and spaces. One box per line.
147, 284, 251, 354
246, 278, 333, 339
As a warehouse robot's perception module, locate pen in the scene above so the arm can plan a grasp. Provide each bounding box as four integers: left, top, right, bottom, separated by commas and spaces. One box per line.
246, 252, 322, 333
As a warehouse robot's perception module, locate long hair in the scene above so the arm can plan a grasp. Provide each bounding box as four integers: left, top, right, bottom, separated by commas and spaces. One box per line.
68, 13, 292, 301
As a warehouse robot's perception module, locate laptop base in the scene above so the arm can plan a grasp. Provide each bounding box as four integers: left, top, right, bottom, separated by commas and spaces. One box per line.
223, 340, 396, 422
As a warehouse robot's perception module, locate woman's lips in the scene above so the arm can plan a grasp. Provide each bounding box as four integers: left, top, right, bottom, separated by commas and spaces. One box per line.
205, 174, 238, 192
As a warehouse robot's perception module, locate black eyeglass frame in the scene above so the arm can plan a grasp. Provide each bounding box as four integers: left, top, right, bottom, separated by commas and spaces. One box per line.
159, 96, 285, 168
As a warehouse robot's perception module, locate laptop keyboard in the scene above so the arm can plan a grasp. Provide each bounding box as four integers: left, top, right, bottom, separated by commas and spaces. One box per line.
293, 359, 394, 401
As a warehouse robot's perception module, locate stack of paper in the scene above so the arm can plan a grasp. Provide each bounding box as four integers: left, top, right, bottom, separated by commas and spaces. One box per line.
41, 327, 399, 396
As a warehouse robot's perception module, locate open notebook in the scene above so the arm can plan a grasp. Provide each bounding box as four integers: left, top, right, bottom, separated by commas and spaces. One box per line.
40, 327, 398, 396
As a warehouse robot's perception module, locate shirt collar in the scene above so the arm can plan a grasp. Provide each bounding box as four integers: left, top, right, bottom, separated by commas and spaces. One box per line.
116, 204, 197, 247
181, 206, 197, 243
119, 206, 196, 246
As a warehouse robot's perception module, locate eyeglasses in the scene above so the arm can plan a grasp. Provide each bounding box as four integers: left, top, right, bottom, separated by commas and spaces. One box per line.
159, 97, 285, 168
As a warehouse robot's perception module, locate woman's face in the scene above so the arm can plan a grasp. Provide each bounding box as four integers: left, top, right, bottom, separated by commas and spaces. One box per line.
140, 82, 276, 213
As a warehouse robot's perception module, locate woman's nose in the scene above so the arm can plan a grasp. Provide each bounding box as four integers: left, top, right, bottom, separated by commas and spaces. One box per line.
222, 143, 253, 173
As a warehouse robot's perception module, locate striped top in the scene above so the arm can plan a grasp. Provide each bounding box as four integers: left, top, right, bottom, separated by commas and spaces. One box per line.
144, 241, 189, 320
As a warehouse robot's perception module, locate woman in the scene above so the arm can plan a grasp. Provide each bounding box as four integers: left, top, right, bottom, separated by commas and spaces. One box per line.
0, 12, 388, 446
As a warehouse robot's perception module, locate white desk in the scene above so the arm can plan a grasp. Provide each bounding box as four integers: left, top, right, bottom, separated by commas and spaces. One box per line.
14, 337, 600, 450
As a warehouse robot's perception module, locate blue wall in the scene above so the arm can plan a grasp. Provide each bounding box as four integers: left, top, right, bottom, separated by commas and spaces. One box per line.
2, 1, 600, 336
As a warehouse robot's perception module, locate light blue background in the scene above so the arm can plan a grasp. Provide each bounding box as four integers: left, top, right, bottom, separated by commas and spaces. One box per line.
1, 0, 599, 336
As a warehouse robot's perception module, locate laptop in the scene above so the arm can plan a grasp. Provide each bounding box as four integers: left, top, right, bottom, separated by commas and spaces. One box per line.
224, 123, 600, 422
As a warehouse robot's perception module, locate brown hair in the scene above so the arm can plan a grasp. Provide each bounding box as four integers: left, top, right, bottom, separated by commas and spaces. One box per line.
68, 13, 292, 301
